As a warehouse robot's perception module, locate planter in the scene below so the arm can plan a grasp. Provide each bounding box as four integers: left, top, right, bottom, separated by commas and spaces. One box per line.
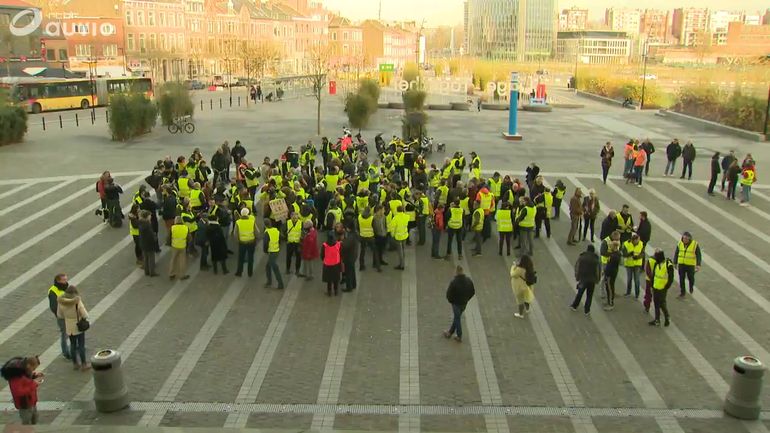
428, 104, 452, 111
377, 102, 389, 109
551, 103, 584, 109
481, 103, 509, 111
450, 102, 470, 111
522, 104, 553, 112
387, 102, 404, 109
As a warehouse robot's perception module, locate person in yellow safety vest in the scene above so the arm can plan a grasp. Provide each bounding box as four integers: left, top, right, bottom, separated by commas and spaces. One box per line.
534, 187, 553, 239
325, 201, 343, 230
476, 184, 495, 242
469, 152, 482, 180
496, 202, 514, 256
367, 164, 381, 191
169, 216, 190, 280
355, 190, 370, 214
185, 158, 198, 179
128, 204, 143, 266
646, 249, 674, 327
48, 273, 71, 359
445, 200, 464, 260
470, 202, 485, 257
435, 180, 450, 209
358, 206, 378, 271
388, 194, 403, 217
551, 180, 566, 219
428, 164, 440, 198
415, 190, 431, 246
285, 212, 303, 275
440, 159, 454, 183
392, 205, 410, 270
261, 218, 284, 289
452, 152, 465, 187
488, 172, 502, 200
515, 197, 536, 256
739, 165, 755, 206
599, 231, 621, 267
622, 233, 644, 298
233, 207, 258, 277
189, 182, 204, 212
673, 231, 701, 298
325, 167, 340, 193
378, 187, 388, 205
133, 185, 147, 205
398, 182, 411, 201
177, 171, 191, 199
394, 148, 406, 182
243, 163, 260, 197
179, 199, 198, 256
616, 204, 634, 243
357, 173, 370, 194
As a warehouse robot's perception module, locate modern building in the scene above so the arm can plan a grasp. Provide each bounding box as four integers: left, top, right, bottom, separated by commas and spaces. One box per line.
605, 8, 641, 35
559, 6, 588, 31
671, 8, 709, 46
726, 22, 770, 56
639, 9, 670, 44
466, 0, 557, 61
556, 30, 632, 65
462, 1, 469, 53
709, 10, 743, 46
361, 20, 417, 68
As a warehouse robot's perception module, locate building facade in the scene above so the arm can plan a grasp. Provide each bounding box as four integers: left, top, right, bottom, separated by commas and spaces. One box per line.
556, 30, 632, 65
671, 8, 709, 46
640, 9, 670, 44
328, 16, 362, 71
559, 7, 588, 31
361, 20, 417, 68
726, 22, 770, 56
466, 0, 557, 61
709, 10, 743, 46
605, 8, 641, 35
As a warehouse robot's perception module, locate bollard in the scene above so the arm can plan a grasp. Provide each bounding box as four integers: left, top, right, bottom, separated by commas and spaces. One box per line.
75, 113, 79, 127
219, 98, 222, 108
210, 99, 213, 110
42, 117, 46, 131
91, 109, 95, 124
106, 110, 109, 123
200, 100, 203, 111
59, 115, 62, 129
725, 356, 765, 419
91, 349, 129, 413
238, 96, 240, 106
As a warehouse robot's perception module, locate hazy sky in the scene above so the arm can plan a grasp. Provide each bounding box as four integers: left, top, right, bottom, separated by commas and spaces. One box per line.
323, 0, 769, 26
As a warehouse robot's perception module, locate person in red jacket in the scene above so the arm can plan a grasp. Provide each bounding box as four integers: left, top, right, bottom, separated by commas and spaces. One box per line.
6, 356, 43, 425
300, 220, 319, 280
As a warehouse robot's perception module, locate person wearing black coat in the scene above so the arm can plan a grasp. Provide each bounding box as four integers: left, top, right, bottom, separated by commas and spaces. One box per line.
599, 210, 619, 241
231, 140, 247, 166
211, 149, 227, 184
720, 150, 736, 191
340, 228, 359, 291
664, 139, 681, 176
443, 266, 476, 342
640, 139, 655, 176
636, 211, 651, 250
680, 141, 696, 180
571, 245, 601, 315
137, 212, 158, 277
525, 163, 540, 189
707, 152, 721, 195
160, 187, 178, 246
206, 219, 229, 274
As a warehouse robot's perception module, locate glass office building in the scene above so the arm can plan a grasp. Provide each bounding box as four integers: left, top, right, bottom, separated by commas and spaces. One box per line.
467, 0, 557, 61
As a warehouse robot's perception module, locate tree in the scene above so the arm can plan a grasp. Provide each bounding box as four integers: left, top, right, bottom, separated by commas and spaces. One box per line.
344, 78, 381, 131
307, 43, 332, 135
157, 82, 194, 126
241, 41, 280, 106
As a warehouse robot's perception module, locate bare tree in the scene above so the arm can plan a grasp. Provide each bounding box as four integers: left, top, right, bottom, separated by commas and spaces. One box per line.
306, 43, 332, 135
241, 41, 280, 105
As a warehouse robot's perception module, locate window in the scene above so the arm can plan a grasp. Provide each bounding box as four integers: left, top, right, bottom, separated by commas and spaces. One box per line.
178, 34, 184, 50
127, 34, 134, 51
46, 49, 56, 60
148, 11, 155, 26
75, 44, 91, 57
139, 33, 146, 53
343, 31, 348, 40
168, 12, 175, 27
58, 48, 67, 60
331, 31, 336, 41
169, 33, 175, 50
125, 11, 132, 26
160, 34, 166, 50
177, 13, 183, 27
136, 10, 144, 26
149, 33, 156, 49
103, 44, 118, 56
159, 12, 165, 26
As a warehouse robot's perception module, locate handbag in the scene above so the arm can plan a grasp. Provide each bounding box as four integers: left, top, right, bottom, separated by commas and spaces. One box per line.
75, 302, 90, 333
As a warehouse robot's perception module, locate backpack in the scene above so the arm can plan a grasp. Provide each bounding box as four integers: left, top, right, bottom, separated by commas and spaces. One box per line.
525, 270, 538, 286
1, 357, 26, 381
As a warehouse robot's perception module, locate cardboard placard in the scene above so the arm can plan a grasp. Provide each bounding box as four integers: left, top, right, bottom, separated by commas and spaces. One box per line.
269, 198, 289, 221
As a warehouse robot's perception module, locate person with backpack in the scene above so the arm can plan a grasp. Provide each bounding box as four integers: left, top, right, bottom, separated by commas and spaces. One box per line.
2, 355, 43, 425
510, 255, 536, 319
56, 285, 91, 371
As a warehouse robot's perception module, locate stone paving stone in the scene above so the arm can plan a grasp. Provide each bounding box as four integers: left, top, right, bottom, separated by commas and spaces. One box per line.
245, 412, 312, 429
255, 277, 341, 403
506, 415, 575, 433
120, 273, 229, 401
337, 268, 401, 405
420, 414, 487, 432
472, 252, 564, 407
0, 409, 60, 426
591, 416, 662, 433
0, 178, 98, 230
677, 417, 751, 433
334, 413, 398, 431
175, 257, 281, 403
75, 409, 145, 426
415, 251, 482, 405
159, 411, 227, 427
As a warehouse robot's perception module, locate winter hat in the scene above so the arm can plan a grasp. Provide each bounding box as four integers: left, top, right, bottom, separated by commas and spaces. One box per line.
241, 208, 250, 217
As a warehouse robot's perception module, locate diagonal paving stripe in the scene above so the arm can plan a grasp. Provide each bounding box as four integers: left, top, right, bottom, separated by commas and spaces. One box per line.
0, 175, 144, 301
138, 277, 247, 427
310, 273, 361, 431
0, 178, 77, 217
0, 175, 144, 267
455, 255, 510, 433
0, 171, 147, 186
224, 269, 300, 428
49, 266, 201, 426
0, 181, 38, 200
398, 246, 420, 433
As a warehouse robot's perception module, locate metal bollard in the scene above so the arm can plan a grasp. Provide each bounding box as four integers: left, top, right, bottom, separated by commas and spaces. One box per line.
106, 110, 109, 123
91, 349, 129, 413
210, 99, 213, 110
75, 113, 79, 127
59, 115, 62, 128
237, 96, 240, 106
200, 100, 203, 111
42, 117, 46, 131
725, 356, 765, 420
219, 98, 222, 108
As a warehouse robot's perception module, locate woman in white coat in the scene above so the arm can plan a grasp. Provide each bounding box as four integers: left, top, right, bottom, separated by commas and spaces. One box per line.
510, 255, 536, 318
56, 285, 91, 371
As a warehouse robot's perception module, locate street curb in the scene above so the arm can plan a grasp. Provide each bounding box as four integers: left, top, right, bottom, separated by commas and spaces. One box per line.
657, 110, 767, 142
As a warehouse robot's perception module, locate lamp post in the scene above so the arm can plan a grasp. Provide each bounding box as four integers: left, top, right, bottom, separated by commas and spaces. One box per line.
640, 40, 649, 109
764, 85, 770, 137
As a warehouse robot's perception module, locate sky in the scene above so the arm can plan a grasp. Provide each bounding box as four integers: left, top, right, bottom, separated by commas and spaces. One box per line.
322, 0, 769, 26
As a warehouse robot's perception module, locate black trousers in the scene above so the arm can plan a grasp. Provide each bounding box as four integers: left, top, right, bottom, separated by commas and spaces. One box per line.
375, 236, 388, 265
446, 228, 463, 256
535, 210, 551, 238
707, 173, 718, 194
571, 283, 595, 314
678, 265, 695, 295
601, 165, 610, 183
681, 160, 693, 179
416, 216, 427, 245
653, 288, 670, 322
286, 242, 301, 273
342, 259, 357, 290
359, 237, 378, 269
581, 216, 596, 241
498, 232, 512, 255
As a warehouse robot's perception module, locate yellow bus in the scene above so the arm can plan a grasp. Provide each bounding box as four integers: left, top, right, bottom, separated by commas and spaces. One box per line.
8, 77, 153, 113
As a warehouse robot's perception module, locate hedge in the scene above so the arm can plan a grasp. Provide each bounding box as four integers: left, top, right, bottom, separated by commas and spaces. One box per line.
576, 74, 671, 109
673, 87, 767, 133
109, 93, 157, 141
0, 106, 28, 145
157, 82, 194, 126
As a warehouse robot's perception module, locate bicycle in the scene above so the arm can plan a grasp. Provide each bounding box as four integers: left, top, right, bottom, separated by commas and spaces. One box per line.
168, 115, 195, 134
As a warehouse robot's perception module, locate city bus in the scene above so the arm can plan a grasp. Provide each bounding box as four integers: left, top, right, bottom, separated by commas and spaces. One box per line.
8, 77, 154, 113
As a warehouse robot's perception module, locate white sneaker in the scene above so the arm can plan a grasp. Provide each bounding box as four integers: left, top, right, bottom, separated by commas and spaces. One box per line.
514, 313, 524, 319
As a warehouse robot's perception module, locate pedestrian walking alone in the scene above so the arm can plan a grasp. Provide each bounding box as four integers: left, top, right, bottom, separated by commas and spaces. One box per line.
570, 244, 601, 316
673, 231, 701, 298
664, 139, 681, 176
707, 152, 721, 196
56, 285, 91, 371
600, 141, 614, 184
680, 141, 696, 180
510, 255, 535, 318
443, 266, 475, 342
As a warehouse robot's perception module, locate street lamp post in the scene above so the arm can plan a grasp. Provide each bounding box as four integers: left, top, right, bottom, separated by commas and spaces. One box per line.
764, 85, 770, 137
640, 40, 649, 110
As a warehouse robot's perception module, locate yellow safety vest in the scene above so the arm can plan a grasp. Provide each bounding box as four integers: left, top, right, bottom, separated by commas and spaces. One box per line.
368, 167, 380, 183
265, 227, 280, 252
181, 211, 197, 232
389, 199, 402, 216
543, 192, 553, 218
497, 209, 512, 233
287, 219, 302, 243
129, 219, 139, 236
441, 165, 453, 180
358, 214, 374, 238
358, 178, 370, 193
479, 192, 493, 212
437, 186, 449, 205
617, 213, 632, 233
236, 216, 256, 242
740, 170, 755, 186
170, 224, 189, 249
448, 207, 463, 229
178, 177, 190, 198
488, 178, 501, 197
48, 284, 65, 298
244, 168, 259, 188
459, 197, 470, 215
327, 207, 342, 224
325, 174, 339, 192
601, 236, 612, 264
518, 206, 536, 228
356, 196, 369, 212
429, 171, 440, 187
677, 240, 698, 266
652, 259, 671, 290
190, 189, 203, 208
555, 187, 566, 200
393, 213, 410, 241
420, 196, 431, 216
472, 208, 484, 231
623, 241, 644, 267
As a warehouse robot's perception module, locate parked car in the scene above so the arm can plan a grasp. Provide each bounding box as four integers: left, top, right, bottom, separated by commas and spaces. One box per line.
184, 80, 205, 90
639, 74, 657, 80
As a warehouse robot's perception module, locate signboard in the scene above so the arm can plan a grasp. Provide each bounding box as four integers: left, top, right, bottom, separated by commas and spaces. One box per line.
510, 72, 520, 92
269, 198, 289, 222
379, 63, 394, 72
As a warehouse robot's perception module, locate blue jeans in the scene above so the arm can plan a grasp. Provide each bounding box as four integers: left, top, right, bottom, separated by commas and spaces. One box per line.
448, 303, 466, 338
236, 242, 255, 276
742, 184, 751, 203
665, 159, 676, 176
266, 252, 284, 288
69, 333, 86, 365
57, 318, 70, 358
626, 267, 641, 297
623, 159, 634, 177
634, 166, 643, 185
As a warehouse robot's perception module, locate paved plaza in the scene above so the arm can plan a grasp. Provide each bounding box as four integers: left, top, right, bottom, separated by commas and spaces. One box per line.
1, 89, 770, 432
